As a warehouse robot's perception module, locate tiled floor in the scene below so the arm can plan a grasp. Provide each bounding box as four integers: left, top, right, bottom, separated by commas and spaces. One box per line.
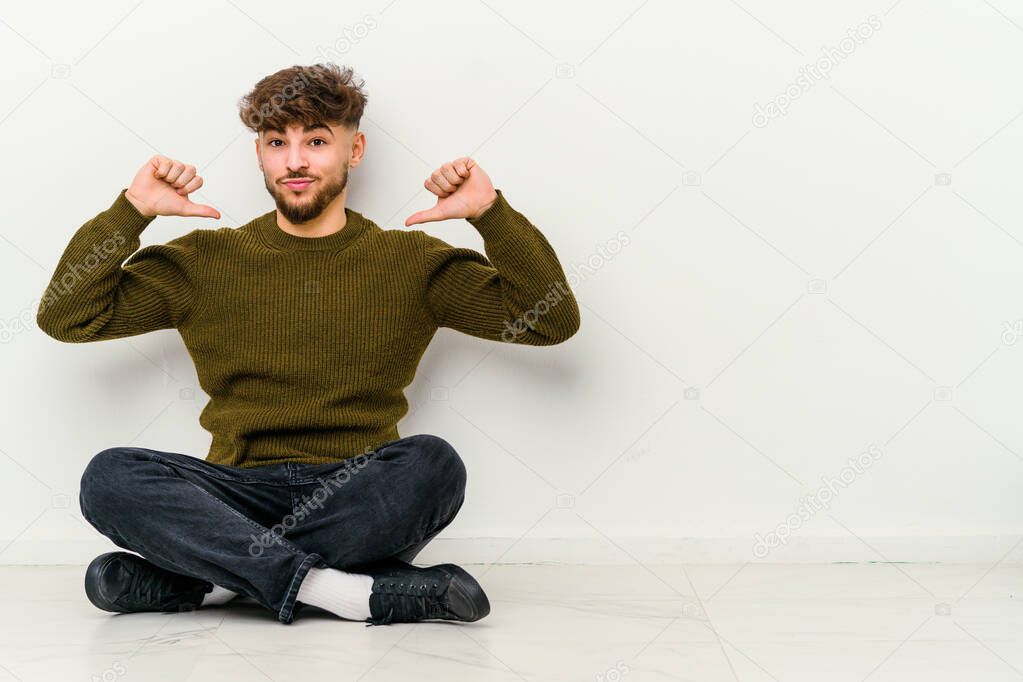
0, 562, 1019, 681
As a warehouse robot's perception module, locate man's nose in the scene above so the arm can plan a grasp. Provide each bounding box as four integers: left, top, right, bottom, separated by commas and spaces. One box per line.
286, 146, 308, 172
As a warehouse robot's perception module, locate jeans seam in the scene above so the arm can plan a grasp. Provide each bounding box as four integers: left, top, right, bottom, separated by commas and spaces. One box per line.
183, 481, 318, 620
145, 450, 290, 486
287, 449, 383, 485
174, 470, 308, 557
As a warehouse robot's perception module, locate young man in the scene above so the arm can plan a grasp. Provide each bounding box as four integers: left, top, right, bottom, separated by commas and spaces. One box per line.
36, 63, 580, 626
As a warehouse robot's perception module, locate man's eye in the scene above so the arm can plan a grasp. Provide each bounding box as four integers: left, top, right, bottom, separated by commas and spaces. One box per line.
268, 139, 325, 146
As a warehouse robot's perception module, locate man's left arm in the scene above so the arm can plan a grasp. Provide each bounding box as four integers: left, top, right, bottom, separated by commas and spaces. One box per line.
407, 157, 581, 345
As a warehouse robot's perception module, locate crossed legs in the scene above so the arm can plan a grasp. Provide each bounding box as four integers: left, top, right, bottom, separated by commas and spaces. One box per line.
78, 434, 467, 623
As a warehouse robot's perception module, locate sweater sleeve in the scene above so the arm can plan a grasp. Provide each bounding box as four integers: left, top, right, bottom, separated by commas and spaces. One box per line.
36, 188, 201, 343
419, 188, 580, 345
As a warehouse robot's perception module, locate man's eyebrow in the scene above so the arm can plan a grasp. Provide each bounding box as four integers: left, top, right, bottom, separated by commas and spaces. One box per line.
264, 124, 334, 137
305, 123, 334, 137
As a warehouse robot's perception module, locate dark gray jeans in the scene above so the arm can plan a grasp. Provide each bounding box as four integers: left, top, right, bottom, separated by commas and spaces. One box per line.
78, 434, 467, 623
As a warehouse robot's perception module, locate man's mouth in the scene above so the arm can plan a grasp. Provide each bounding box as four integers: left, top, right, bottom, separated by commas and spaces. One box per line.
282, 179, 315, 191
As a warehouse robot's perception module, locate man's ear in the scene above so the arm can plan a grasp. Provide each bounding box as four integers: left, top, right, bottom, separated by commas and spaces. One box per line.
254, 136, 263, 171
349, 129, 366, 169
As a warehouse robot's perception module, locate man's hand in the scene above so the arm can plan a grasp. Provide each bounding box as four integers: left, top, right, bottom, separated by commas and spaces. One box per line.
125, 155, 222, 219
405, 157, 498, 227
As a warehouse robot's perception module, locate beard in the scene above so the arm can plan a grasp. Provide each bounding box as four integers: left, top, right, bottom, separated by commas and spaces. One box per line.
264, 163, 349, 224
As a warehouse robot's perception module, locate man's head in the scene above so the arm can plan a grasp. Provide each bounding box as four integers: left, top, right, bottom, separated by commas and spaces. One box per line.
238, 63, 368, 224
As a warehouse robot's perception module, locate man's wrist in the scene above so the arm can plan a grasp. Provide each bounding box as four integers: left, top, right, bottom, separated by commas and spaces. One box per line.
124, 189, 156, 218
468, 191, 499, 221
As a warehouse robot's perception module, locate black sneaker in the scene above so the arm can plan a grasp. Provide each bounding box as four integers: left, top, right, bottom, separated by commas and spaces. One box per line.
364, 559, 490, 626
84, 552, 210, 614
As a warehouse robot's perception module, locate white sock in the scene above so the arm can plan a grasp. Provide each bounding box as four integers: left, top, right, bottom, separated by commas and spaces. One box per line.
201, 584, 238, 607
297, 567, 373, 621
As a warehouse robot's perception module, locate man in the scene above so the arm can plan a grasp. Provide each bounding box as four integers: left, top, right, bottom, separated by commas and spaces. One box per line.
36, 63, 580, 626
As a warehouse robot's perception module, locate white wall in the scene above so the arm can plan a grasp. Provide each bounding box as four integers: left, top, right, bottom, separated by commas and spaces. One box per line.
4, 0, 1023, 564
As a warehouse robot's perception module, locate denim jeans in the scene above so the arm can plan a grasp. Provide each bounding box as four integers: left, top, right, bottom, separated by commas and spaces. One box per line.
78, 433, 467, 623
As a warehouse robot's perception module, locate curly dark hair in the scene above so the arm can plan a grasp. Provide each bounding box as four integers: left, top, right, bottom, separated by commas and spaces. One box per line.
237, 63, 368, 134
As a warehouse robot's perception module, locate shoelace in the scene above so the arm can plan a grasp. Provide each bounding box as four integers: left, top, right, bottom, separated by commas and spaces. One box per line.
119, 562, 167, 608
116, 561, 201, 611
364, 578, 446, 626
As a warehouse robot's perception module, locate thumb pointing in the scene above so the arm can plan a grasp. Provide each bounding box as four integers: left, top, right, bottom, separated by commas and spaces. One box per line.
405, 206, 443, 227
183, 201, 221, 219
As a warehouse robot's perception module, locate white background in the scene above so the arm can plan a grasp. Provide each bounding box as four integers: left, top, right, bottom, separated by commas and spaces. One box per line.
4, 0, 1023, 564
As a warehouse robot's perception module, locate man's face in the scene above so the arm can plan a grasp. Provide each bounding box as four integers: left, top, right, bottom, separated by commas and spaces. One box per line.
256, 121, 363, 224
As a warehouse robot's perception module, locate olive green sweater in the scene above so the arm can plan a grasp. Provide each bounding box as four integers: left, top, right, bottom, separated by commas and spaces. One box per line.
37, 188, 580, 467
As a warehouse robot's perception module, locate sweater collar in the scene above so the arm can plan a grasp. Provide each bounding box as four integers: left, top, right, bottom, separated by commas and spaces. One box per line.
253, 206, 369, 252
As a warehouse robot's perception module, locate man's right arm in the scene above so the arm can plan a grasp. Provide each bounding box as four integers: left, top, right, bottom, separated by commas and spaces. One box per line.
36, 189, 201, 343
37, 155, 220, 343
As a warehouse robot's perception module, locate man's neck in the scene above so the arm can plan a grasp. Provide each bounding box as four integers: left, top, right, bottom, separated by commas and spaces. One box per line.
276, 191, 349, 238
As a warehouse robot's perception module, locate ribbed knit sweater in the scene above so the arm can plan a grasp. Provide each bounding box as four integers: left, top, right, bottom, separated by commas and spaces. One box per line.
37, 188, 580, 467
